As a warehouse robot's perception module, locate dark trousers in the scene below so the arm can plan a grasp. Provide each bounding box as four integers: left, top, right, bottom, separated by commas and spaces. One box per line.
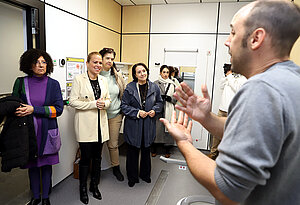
28, 165, 52, 199
151, 143, 172, 154
126, 143, 151, 182
79, 142, 103, 167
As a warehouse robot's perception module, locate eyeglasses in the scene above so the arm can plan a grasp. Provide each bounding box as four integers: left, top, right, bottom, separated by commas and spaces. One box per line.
35, 61, 47, 66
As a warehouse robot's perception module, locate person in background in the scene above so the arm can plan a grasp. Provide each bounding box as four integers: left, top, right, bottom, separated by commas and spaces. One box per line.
99, 47, 126, 182
160, 0, 300, 204
121, 63, 163, 187
69, 52, 110, 204
168, 66, 180, 87
207, 63, 246, 160
12, 49, 63, 205
152, 65, 177, 158
174, 67, 183, 83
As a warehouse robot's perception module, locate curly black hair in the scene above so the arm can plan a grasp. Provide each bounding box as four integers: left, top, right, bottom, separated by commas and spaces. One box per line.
19, 49, 54, 76
132, 63, 149, 82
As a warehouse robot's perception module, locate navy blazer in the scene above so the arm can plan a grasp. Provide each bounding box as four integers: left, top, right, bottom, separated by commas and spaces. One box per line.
121, 81, 163, 148
12, 76, 63, 156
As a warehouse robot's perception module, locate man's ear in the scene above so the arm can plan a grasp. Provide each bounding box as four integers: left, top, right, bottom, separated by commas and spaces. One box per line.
249, 28, 266, 50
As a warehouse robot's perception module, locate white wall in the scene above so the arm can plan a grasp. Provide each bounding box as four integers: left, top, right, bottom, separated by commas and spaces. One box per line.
211, 2, 249, 114
151, 3, 218, 34
44, 0, 88, 186
149, 2, 248, 149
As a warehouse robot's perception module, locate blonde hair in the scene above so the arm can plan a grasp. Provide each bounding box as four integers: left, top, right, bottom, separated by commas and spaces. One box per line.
87, 51, 100, 62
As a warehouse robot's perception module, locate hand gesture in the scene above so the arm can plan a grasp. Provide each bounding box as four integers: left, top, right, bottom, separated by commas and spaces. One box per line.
160, 111, 193, 144
148, 110, 155, 118
96, 98, 105, 110
139, 110, 148, 118
174, 82, 211, 124
15, 103, 34, 117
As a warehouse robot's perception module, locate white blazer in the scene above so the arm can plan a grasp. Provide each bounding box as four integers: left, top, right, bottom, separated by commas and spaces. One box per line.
69, 72, 111, 142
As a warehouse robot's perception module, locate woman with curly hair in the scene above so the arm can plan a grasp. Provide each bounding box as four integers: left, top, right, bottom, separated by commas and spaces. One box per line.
12, 49, 64, 205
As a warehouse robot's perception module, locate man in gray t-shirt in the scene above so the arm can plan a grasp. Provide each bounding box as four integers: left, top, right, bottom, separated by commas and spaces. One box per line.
160, 1, 300, 204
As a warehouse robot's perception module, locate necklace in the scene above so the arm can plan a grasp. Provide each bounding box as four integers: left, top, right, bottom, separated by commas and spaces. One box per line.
139, 83, 148, 110
88, 73, 101, 99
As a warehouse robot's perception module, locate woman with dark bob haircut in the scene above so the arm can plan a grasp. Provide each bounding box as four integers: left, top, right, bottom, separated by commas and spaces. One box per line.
121, 63, 163, 187
12, 49, 63, 205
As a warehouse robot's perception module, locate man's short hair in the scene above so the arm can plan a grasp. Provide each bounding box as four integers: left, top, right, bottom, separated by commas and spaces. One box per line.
242, 0, 300, 57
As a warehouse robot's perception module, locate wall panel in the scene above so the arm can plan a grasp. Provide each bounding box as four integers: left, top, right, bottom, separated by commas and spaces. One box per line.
218, 2, 249, 33
151, 3, 218, 33
45, 0, 87, 19
122, 5, 150, 33
89, 0, 121, 33
291, 0, 300, 66
88, 23, 121, 61
121, 35, 149, 82
122, 35, 149, 65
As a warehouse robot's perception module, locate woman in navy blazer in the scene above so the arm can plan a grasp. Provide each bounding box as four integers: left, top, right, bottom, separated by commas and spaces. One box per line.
121, 63, 163, 187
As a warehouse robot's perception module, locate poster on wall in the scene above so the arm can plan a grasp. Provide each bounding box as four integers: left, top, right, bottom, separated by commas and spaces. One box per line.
66, 57, 84, 81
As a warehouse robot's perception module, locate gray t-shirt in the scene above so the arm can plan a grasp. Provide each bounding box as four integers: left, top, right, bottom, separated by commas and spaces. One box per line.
214, 61, 300, 204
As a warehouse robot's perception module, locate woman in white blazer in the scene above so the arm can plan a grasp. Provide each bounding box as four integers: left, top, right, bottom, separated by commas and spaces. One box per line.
69, 52, 110, 204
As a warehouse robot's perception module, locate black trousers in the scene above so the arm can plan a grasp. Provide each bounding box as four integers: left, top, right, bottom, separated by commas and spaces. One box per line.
151, 143, 172, 154
126, 143, 151, 182
79, 142, 103, 167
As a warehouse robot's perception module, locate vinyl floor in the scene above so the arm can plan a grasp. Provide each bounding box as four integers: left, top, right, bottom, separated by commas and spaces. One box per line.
0, 145, 213, 205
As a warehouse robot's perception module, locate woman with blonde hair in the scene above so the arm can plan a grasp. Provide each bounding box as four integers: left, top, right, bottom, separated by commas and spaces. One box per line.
69, 52, 110, 204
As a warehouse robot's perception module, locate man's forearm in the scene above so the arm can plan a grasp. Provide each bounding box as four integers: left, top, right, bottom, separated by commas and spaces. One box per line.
199, 112, 226, 139
177, 141, 238, 205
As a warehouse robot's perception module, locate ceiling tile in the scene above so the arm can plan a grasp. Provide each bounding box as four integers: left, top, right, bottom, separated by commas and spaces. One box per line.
167, 0, 200, 4
132, 0, 166, 5
116, 0, 254, 6
114, 0, 135, 6
202, 0, 237, 3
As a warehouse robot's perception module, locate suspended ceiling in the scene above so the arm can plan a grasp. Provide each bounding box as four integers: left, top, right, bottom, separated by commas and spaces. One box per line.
114, 0, 253, 6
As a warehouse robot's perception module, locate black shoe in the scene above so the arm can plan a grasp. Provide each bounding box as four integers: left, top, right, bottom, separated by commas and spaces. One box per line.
128, 181, 135, 187
140, 176, 151, 183
89, 183, 102, 200
113, 165, 124, 181
80, 186, 89, 204
42, 198, 50, 205
27, 198, 41, 205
